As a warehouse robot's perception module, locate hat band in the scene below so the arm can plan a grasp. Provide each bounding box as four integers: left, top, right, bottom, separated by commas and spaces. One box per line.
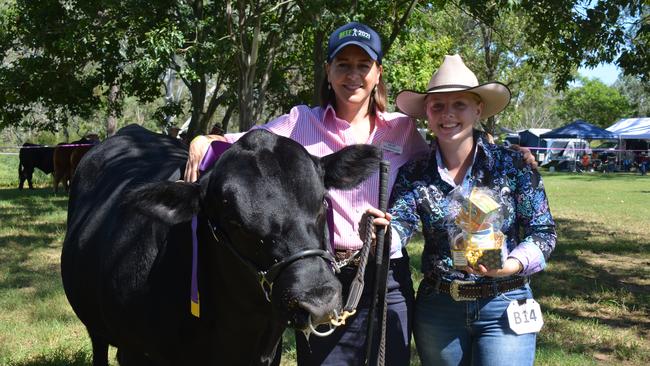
427, 84, 474, 92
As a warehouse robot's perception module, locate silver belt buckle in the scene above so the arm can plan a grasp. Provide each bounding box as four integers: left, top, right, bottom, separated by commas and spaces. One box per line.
334, 250, 360, 270
449, 279, 476, 301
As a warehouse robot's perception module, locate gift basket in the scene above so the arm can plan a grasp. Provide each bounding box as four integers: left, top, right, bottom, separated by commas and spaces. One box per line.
447, 186, 510, 270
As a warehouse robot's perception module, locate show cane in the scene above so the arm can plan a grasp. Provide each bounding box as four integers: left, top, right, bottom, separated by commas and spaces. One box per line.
365, 159, 390, 366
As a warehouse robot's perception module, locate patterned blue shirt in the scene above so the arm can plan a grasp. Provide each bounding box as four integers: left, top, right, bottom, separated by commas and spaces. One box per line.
389, 131, 556, 282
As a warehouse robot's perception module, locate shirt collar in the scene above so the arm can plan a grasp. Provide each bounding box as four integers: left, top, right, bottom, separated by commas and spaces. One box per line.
322, 104, 394, 128
474, 130, 496, 171
434, 142, 477, 188
323, 104, 337, 126
431, 130, 495, 187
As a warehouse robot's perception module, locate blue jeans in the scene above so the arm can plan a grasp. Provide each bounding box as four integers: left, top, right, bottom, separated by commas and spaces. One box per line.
414, 281, 536, 366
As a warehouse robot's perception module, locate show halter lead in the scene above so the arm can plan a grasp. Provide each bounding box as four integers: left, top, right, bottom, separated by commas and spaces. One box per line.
365, 159, 391, 366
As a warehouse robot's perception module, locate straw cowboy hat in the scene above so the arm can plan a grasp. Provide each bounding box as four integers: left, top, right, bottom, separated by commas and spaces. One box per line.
396, 54, 511, 120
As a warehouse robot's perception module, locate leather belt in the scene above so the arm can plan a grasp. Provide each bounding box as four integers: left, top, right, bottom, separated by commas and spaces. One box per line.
334, 249, 361, 267
424, 273, 527, 301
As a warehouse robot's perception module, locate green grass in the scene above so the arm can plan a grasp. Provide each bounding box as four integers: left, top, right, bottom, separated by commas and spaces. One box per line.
1, 152, 648, 365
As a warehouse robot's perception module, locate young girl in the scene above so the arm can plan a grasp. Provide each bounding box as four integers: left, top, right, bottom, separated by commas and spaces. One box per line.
369, 54, 556, 366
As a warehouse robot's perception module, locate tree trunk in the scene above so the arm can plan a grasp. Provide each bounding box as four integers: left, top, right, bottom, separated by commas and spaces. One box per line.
106, 83, 119, 137
236, 2, 259, 132
233, 1, 291, 132
188, 78, 207, 139
481, 23, 497, 135
221, 103, 236, 133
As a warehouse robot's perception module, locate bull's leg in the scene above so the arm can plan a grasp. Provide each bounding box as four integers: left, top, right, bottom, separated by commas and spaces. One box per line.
53, 171, 60, 193
18, 167, 34, 190
116, 348, 157, 366
89, 333, 109, 366
18, 164, 23, 190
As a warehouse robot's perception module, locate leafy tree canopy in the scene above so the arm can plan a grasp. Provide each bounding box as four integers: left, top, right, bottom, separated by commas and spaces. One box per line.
555, 78, 633, 128
0, 0, 646, 137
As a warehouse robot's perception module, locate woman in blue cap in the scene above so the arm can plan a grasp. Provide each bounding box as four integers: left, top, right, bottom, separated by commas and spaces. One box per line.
186, 21, 429, 365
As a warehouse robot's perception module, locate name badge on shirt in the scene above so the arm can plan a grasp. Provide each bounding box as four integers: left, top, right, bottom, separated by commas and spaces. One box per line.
507, 298, 544, 334
381, 142, 402, 155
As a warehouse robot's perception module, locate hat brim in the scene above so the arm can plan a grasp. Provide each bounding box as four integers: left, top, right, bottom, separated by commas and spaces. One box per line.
396, 82, 511, 120
328, 41, 379, 63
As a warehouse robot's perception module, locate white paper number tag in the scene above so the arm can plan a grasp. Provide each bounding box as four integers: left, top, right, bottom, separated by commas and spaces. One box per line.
506, 299, 544, 334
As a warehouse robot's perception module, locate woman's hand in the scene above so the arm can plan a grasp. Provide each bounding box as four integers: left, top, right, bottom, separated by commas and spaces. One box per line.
358, 207, 392, 242
183, 135, 226, 182
510, 144, 538, 170
464, 257, 523, 278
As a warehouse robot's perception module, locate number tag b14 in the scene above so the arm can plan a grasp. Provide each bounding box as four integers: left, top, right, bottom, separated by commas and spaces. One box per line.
506, 298, 544, 334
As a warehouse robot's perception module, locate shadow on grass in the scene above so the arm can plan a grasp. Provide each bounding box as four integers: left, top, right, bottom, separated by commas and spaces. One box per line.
532, 216, 650, 362
544, 172, 650, 183
6, 348, 91, 366
0, 187, 70, 315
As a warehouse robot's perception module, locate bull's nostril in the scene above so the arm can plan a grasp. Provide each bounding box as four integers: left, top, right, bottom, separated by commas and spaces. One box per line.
298, 300, 330, 325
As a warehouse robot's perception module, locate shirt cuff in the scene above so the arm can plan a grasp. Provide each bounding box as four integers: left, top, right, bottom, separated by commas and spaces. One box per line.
508, 241, 547, 276
389, 227, 403, 259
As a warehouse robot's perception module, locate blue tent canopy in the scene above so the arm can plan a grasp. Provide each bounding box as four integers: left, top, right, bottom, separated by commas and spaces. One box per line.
540, 119, 618, 139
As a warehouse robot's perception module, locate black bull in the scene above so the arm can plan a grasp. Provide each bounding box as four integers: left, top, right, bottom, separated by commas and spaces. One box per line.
61, 125, 381, 365
18, 142, 54, 189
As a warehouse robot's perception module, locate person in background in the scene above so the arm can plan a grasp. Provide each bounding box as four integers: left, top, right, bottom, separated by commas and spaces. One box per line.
640, 153, 648, 175
581, 153, 591, 171
367, 54, 556, 366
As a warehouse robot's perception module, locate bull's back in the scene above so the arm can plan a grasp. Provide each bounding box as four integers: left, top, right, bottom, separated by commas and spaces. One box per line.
19, 143, 54, 173
61, 124, 188, 335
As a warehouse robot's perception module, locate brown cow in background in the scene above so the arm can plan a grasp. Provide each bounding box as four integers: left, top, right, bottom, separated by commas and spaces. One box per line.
53, 134, 100, 193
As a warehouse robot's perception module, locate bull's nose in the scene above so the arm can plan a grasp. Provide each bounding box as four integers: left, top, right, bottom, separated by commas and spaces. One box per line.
297, 288, 341, 325
298, 300, 337, 325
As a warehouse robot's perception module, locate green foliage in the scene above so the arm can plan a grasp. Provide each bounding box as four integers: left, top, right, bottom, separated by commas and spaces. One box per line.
0, 0, 646, 136
449, 0, 648, 86
383, 9, 453, 107
614, 74, 650, 117
555, 78, 633, 128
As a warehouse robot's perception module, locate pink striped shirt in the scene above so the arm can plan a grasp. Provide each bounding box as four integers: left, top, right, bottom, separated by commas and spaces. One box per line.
226, 105, 429, 256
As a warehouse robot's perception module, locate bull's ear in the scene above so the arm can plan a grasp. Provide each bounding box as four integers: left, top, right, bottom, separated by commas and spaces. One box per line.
321, 144, 381, 189
125, 181, 201, 225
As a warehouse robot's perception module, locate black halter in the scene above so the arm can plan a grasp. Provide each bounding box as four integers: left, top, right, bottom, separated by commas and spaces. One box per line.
206, 218, 339, 302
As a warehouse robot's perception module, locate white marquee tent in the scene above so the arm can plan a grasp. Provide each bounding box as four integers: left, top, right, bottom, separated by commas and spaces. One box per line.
606, 117, 650, 139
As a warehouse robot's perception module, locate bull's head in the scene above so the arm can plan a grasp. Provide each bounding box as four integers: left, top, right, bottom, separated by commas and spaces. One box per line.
127, 130, 381, 334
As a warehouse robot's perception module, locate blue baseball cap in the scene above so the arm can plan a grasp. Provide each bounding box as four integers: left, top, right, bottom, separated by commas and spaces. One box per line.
327, 22, 383, 64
